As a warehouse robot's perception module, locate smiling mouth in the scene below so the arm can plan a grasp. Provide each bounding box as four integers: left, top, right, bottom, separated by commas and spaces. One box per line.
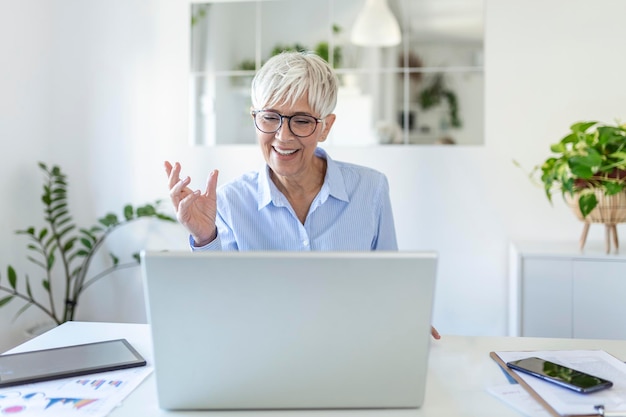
273, 147, 298, 156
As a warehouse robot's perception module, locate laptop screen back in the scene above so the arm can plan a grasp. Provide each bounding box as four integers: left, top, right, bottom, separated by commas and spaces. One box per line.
141, 251, 437, 410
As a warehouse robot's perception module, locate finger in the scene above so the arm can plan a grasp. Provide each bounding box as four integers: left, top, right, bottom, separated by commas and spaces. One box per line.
167, 162, 183, 190
204, 169, 219, 197
169, 179, 192, 212
169, 176, 192, 198
164, 161, 173, 176
178, 189, 200, 205
164, 161, 179, 181
431, 326, 441, 340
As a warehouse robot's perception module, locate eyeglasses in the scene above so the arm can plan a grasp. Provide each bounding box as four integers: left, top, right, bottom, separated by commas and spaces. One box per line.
251, 110, 322, 138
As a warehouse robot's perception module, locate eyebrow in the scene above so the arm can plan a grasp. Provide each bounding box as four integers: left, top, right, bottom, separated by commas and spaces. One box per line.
263, 109, 318, 117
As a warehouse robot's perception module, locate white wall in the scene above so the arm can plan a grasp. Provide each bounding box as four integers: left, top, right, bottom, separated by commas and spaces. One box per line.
1, 0, 626, 352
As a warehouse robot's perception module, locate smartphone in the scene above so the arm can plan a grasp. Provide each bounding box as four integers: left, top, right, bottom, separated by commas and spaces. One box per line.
506, 356, 613, 393
0, 339, 146, 388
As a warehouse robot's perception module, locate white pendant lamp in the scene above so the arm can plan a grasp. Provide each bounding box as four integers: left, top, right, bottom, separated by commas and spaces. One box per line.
350, 0, 402, 47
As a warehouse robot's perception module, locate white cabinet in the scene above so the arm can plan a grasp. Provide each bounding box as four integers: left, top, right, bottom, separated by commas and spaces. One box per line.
510, 242, 626, 339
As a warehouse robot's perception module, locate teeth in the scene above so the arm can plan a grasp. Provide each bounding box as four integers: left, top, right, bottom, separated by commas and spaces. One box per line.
275, 148, 297, 155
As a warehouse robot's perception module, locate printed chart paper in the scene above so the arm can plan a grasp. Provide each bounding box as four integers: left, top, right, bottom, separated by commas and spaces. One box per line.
0, 366, 152, 416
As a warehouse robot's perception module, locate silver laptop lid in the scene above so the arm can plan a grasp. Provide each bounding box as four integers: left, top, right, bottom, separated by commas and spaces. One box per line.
142, 251, 437, 410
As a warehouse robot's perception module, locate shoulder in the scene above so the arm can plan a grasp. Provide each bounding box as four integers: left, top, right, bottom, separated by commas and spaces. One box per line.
331, 158, 389, 189
320, 147, 388, 185
217, 170, 261, 198
335, 159, 386, 178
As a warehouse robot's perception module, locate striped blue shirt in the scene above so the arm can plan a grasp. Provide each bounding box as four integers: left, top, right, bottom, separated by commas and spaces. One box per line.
191, 148, 397, 251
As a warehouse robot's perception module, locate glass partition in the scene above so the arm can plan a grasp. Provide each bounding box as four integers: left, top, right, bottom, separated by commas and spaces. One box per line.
190, 0, 484, 146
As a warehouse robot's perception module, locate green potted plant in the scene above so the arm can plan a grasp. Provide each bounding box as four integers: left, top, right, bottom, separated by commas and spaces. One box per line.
532, 120, 626, 218
418, 73, 461, 128
0, 162, 175, 325
524, 120, 626, 252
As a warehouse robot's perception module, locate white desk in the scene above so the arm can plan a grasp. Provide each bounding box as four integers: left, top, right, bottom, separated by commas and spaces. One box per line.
8, 321, 626, 416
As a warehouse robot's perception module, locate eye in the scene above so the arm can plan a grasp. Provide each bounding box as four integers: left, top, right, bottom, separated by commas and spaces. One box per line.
261, 112, 280, 122
292, 116, 315, 126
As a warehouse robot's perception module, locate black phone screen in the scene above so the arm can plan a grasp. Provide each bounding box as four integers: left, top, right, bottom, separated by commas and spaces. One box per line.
0, 339, 146, 388
506, 357, 613, 393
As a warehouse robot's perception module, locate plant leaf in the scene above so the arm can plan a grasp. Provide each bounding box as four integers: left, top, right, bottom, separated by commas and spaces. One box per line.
47, 253, 55, 269
609, 151, 626, 161
137, 204, 157, 217
99, 214, 119, 227
598, 126, 625, 146
26, 276, 33, 298
26, 256, 47, 269
557, 132, 577, 146
124, 205, 134, 220
16, 227, 36, 236
569, 149, 602, 178
80, 238, 93, 250
12, 302, 33, 322
56, 225, 76, 241
578, 193, 598, 218
550, 142, 566, 153
90, 225, 104, 233
62, 239, 75, 252
604, 182, 624, 195
0, 295, 14, 308
156, 213, 176, 222
570, 121, 598, 134
51, 209, 69, 224
55, 217, 73, 229
79, 228, 97, 242
8, 266, 17, 289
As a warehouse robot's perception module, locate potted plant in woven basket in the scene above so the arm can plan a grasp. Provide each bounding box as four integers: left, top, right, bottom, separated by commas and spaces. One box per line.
530, 120, 626, 253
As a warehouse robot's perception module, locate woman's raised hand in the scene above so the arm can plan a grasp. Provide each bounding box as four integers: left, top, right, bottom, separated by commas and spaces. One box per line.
165, 161, 219, 246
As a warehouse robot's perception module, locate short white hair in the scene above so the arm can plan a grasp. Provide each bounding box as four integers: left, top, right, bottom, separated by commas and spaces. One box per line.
251, 51, 338, 118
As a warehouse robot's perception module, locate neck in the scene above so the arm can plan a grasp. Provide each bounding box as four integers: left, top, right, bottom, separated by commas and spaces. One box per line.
271, 157, 326, 199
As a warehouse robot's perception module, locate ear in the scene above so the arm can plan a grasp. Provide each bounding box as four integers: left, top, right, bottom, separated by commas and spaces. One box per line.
318, 114, 336, 143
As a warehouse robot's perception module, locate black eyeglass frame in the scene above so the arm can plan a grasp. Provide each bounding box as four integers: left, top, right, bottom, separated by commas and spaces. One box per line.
251, 110, 323, 138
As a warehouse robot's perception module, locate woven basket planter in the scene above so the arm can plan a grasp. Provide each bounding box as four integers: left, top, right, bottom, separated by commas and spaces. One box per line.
566, 190, 626, 253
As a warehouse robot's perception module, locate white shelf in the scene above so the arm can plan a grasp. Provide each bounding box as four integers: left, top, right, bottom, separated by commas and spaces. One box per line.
509, 241, 626, 339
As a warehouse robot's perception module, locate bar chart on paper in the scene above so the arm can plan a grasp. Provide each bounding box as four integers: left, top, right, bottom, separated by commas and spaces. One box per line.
0, 366, 152, 416
75, 379, 124, 391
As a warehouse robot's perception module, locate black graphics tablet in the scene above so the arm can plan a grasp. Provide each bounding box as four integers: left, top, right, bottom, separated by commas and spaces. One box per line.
0, 338, 146, 388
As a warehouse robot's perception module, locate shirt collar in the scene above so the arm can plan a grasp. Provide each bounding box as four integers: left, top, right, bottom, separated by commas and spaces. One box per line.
256, 147, 350, 210
318, 147, 349, 203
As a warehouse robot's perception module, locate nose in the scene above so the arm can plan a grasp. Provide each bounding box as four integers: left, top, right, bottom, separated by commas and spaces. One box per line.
274, 116, 296, 140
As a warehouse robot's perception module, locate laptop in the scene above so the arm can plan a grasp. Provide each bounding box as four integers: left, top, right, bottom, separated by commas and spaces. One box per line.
141, 250, 437, 410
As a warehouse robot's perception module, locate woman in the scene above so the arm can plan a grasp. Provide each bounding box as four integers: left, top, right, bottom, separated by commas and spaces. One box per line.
165, 51, 439, 338
166, 51, 396, 252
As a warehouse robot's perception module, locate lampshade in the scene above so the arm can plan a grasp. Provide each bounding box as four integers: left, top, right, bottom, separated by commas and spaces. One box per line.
350, 0, 402, 47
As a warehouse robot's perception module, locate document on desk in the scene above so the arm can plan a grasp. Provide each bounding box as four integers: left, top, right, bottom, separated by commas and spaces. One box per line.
490, 350, 626, 417
0, 365, 152, 416
487, 383, 551, 417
